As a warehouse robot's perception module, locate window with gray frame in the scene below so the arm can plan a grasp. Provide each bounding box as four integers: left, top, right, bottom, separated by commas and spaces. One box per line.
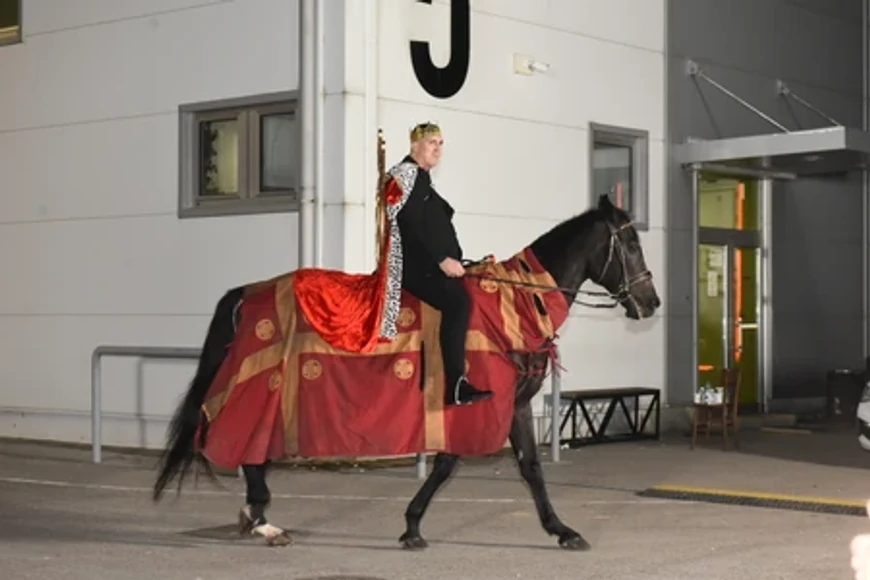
179, 91, 299, 218
0, 0, 21, 45
589, 122, 649, 231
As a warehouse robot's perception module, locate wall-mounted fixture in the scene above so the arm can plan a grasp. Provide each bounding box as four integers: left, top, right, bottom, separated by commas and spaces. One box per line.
513, 53, 550, 76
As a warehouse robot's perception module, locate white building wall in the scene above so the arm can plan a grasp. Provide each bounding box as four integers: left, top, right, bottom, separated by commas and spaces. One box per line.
0, 0, 322, 448
343, 0, 669, 435
0, 0, 668, 450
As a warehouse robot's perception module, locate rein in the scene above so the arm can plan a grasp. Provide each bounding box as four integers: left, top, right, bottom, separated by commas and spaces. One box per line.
462, 222, 652, 310
464, 271, 619, 308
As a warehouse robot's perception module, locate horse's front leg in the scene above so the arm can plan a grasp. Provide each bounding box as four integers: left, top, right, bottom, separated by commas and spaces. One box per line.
510, 401, 590, 550
238, 462, 292, 546
399, 452, 460, 550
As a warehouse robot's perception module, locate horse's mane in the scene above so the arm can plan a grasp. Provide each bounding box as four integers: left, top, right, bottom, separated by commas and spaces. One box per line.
527, 207, 606, 278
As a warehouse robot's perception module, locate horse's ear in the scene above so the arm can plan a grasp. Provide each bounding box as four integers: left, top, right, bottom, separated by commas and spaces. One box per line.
597, 193, 621, 226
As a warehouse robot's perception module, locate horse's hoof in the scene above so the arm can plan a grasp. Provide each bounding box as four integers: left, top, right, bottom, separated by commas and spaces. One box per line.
264, 531, 293, 547
559, 534, 591, 551
399, 532, 428, 550
251, 522, 292, 547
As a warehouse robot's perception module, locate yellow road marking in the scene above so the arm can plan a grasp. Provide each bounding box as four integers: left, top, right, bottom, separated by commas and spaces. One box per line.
648, 484, 867, 509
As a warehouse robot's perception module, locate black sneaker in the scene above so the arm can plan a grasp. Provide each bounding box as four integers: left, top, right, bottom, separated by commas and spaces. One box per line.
445, 377, 493, 406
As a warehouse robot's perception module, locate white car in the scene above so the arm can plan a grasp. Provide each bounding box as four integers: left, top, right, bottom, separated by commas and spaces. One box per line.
858, 381, 870, 451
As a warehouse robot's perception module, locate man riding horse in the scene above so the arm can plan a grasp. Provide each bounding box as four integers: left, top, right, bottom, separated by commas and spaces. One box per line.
385, 122, 493, 406
293, 122, 492, 406
152, 116, 663, 548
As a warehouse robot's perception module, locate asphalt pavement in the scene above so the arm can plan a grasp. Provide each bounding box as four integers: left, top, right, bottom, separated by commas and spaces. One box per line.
0, 430, 867, 579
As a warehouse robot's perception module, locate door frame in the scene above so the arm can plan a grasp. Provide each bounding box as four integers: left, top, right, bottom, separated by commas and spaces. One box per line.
698, 229, 763, 411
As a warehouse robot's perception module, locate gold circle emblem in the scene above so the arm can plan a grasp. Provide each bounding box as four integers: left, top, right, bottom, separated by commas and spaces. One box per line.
255, 319, 276, 341
479, 279, 498, 293
268, 371, 283, 392
393, 358, 415, 380
397, 307, 417, 328
302, 359, 322, 380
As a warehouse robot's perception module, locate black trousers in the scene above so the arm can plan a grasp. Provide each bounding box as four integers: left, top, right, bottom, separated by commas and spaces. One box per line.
402, 274, 470, 387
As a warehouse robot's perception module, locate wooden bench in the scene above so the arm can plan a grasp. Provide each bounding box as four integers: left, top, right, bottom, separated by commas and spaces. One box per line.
557, 387, 661, 447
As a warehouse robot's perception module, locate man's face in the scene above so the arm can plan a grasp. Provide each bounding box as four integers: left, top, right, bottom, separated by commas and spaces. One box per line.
412, 133, 443, 170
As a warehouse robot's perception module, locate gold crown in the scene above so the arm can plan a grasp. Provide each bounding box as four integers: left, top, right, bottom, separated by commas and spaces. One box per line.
409, 122, 441, 143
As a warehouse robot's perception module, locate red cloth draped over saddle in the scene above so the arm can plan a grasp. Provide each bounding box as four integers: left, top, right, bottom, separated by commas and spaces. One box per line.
195, 174, 572, 468
197, 246, 570, 469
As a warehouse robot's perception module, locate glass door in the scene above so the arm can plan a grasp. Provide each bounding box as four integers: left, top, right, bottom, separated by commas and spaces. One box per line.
697, 241, 760, 409
698, 244, 728, 391
697, 173, 764, 411
733, 246, 759, 407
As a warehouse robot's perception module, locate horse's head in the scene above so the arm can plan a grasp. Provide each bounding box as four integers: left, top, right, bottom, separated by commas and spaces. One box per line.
589, 194, 660, 320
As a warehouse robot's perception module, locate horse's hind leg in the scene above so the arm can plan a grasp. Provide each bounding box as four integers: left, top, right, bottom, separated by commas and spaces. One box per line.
510, 402, 590, 551
238, 463, 270, 531
399, 452, 460, 550
239, 462, 292, 546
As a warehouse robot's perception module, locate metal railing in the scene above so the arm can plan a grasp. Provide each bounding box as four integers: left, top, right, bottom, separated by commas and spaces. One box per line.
90, 345, 430, 478
550, 351, 562, 463
91, 345, 202, 464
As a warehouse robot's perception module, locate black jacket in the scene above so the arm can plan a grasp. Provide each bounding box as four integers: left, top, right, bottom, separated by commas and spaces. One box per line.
396, 156, 463, 283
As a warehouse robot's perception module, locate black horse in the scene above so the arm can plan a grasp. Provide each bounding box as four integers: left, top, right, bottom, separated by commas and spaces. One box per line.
152, 194, 661, 550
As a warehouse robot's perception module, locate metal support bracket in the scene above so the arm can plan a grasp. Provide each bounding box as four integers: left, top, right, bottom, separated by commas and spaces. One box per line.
776, 79, 842, 127
685, 59, 790, 133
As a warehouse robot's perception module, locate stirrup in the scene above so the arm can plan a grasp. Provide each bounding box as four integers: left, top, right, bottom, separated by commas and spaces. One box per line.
447, 377, 493, 406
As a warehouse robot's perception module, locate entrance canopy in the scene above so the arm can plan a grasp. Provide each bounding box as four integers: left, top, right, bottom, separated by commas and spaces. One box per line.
677, 60, 870, 179
674, 126, 870, 178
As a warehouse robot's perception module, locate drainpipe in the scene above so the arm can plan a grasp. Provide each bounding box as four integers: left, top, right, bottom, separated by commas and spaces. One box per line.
863, 0, 869, 362
314, 0, 325, 267
363, 0, 378, 272
690, 164, 700, 405
298, 0, 316, 269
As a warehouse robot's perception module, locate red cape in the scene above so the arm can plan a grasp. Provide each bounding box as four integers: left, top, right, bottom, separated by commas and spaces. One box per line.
293, 176, 404, 353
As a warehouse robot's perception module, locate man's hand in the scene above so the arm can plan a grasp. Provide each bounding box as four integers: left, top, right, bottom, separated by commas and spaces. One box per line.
439, 257, 466, 278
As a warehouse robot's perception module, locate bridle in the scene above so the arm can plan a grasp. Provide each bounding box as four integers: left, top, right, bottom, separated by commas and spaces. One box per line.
590, 221, 653, 309
464, 220, 652, 309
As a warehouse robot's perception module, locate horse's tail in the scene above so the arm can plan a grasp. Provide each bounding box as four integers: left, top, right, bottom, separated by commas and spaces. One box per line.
152, 286, 244, 502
